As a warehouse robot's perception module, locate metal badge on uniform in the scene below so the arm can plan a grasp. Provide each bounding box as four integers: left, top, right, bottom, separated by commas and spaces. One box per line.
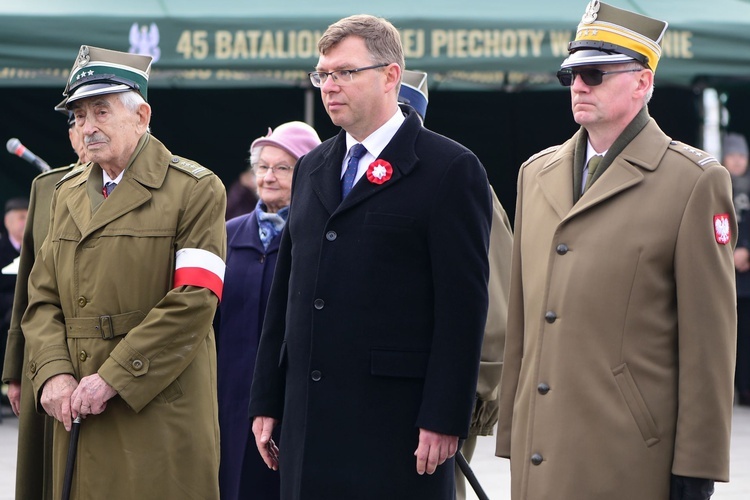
714, 213, 731, 245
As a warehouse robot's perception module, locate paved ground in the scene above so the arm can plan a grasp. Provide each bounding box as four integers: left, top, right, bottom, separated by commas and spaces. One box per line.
0, 404, 748, 499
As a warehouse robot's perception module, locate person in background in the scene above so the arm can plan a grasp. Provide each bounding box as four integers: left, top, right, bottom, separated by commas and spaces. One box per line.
214, 121, 321, 500
0, 197, 28, 391
398, 69, 513, 500
249, 14, 492, 499
1, 109, 83, 499
723, 132, 750, 406
21, 45, 226, 499
225, 165, 259, 220
497, 2, 736, 499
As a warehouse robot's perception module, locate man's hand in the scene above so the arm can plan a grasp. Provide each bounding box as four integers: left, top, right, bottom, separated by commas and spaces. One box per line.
7, 380, 21, 416
252, 416, 280, 471
70, 373, 117, 419
40, 374, 78, 431
414, 428, 459, 475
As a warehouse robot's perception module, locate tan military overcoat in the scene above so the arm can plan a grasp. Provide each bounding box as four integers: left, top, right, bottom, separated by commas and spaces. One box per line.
497, 118, 737, 499
22, 135, 226, 500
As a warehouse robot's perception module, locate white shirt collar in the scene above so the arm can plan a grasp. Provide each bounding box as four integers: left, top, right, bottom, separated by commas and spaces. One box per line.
102, 168, 125, 185
585, 140, 608, 164
342, 108, 405, 182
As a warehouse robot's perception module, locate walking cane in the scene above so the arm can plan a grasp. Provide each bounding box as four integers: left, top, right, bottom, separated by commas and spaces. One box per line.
456, 447, 491, 500
61, 416, 82, 500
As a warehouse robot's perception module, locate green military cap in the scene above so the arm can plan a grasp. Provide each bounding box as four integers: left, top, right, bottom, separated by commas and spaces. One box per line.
61, 45, 152, 107
562, 0, 668, 72
398, 70, 429, 121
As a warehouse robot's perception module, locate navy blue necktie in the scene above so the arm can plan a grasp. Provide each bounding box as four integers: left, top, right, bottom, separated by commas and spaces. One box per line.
103, 181, 117, 198
341, 143, 367, 199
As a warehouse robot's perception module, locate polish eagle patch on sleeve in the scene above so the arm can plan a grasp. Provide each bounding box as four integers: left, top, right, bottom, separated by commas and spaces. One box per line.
714, 213, 731, 245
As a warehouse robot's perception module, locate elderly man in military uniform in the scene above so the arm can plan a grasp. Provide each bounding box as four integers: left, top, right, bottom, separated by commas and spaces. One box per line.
497, 2, 736, 500
22, 46, 226, 499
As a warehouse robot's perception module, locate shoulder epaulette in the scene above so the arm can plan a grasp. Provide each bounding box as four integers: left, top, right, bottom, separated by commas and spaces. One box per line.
667, 140, 719, 167
168, 156, 213, 179
37, 163, 75, 180
56, 162, 88, 186
522, 145, 561, 167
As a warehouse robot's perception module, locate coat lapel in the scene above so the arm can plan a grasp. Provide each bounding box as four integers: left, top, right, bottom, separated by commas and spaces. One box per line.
336, 109, 421, 213
69, 135, 169, 240
537, 120, 670, 222
309, 134, 347, 216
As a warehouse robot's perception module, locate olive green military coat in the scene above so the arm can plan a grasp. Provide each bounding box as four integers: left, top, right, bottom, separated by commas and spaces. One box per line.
496, 118, 737, 500
2, 165, 73, 500
22, 135, 226, 500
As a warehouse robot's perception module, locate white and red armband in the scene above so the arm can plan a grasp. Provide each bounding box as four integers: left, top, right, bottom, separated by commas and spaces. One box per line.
173, 248, 226, 300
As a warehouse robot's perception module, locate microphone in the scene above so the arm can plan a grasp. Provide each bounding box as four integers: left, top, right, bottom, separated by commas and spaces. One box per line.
6, 138, 51, 172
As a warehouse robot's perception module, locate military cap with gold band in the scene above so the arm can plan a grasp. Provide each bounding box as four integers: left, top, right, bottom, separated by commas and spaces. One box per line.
561, 0, 668, 72
61, 45, 153, 108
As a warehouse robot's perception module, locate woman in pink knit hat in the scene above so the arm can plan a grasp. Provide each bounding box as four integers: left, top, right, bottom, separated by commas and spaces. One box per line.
214, 121, 321, 500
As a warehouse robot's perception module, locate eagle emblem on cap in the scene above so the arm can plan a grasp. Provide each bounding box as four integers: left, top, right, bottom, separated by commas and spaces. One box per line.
582, 0, 601, 24
74, 45, 91, 70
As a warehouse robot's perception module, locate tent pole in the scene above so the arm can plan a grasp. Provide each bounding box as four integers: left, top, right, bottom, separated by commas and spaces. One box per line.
701, 87, 722, 159
304, 88, 315, 127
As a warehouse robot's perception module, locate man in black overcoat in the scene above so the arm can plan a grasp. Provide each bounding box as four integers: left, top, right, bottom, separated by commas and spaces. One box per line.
249, 14, 493, 500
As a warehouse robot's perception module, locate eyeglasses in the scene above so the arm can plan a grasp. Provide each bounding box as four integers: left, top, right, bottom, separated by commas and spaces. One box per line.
253, 164, 294, 178
308, 63, 389, 87
556, 67, 643, 87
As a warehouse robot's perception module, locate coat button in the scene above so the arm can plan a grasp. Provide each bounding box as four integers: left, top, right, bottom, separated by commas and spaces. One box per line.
78, 350, 88, 362
77, 296, 87, 307
30, 362, 36, 373
531, 453, 543, 465
537, 383, 550, 395
325, 231, 337, 241
313, 299, 325, 310
544, 311, 557, 323
171, 157, 179, 163
556, 244, 569, 255
132, 359, 144, 370
311, 370, 322, 381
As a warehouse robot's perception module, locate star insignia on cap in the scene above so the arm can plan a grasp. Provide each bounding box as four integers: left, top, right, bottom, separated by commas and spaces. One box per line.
87, 70, 94, 76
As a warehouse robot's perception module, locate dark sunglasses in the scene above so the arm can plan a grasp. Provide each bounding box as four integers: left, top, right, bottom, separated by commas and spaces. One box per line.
556, 67, 643, 87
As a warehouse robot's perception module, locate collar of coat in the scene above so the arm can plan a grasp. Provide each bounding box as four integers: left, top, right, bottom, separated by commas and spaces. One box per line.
534, 109, 671, 220
306, 105, 422, 215
67, 133, 173, 192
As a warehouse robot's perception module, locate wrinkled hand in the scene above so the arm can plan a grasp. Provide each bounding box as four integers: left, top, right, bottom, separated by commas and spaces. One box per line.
7, 380, 21, 417
252, 416, 280, 471
414, 428, 459, 475
40, 374, 78, 431
70, 373, 117, 420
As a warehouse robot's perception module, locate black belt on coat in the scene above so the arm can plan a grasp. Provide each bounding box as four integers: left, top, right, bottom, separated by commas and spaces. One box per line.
65, 311, 146, 340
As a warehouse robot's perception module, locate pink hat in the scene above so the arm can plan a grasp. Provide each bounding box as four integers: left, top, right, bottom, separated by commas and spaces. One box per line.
250, 121, 321, 161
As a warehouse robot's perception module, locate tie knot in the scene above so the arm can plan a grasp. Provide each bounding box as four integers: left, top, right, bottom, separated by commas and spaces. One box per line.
104, 181, 117, 198
587, 155, 603, 176
349, 143, 367, 161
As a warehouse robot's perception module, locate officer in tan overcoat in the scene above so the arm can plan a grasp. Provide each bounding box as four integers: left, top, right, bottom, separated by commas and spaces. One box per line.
21, 46, 226, 499
2, 109, 81, 500
496, 3, 737, 500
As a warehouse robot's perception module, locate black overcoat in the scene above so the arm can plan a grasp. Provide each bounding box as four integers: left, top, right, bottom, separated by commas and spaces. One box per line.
250, 108, 492, 499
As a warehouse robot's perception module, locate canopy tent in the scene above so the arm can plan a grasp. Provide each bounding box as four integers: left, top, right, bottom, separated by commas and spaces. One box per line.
2, 0, 750, 91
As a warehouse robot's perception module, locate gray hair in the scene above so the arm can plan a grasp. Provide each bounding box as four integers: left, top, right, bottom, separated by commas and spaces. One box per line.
623, 62, 654, 105
117, 91, 151, 132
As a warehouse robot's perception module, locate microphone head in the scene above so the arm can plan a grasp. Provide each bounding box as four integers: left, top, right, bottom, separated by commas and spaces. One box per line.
6, 138, 21, 155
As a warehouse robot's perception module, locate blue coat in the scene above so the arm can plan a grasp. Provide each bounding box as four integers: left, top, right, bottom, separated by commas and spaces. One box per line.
215, 211, 280, 499
250, 107, 492, 499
